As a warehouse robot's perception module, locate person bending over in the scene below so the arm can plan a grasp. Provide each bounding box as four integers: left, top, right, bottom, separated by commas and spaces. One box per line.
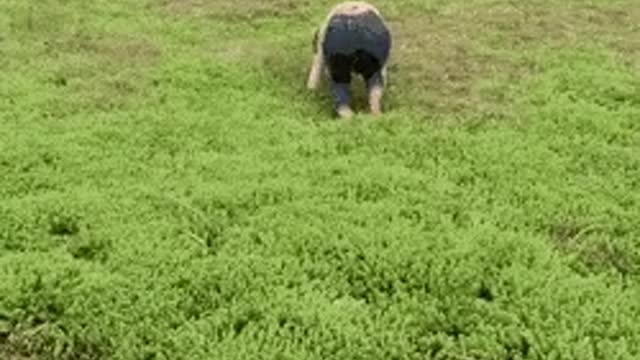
307, 1, 392, 119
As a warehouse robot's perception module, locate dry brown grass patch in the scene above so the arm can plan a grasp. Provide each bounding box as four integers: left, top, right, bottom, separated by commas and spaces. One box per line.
45, 33, 161, 67
41, 33, 162, 113
385, 0, 640, 117
157, 0, 312, 20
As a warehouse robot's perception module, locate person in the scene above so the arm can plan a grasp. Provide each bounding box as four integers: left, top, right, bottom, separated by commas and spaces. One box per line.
307, 1, 392, 119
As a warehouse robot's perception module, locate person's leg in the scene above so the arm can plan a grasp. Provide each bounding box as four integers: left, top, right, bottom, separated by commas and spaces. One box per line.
327, 54, 354, 119
331, 82, 354, 118
354, 50, 385, 116
366, 70, 384, 116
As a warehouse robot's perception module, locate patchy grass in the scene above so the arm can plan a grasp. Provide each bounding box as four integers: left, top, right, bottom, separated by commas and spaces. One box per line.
1, 0, 640, 359
385, 0, 640, 119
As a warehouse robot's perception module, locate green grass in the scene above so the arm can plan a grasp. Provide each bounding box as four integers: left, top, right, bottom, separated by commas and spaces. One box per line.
1, 0, 640, 359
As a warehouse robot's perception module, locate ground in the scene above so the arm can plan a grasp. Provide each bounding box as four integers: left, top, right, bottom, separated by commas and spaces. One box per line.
1, 0, 639, 359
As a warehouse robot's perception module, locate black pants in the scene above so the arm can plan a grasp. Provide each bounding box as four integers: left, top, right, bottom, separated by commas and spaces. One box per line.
322, 11, 391, 108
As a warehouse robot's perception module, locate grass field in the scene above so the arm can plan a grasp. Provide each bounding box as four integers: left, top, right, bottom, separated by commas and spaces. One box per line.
1, 0, 640, 358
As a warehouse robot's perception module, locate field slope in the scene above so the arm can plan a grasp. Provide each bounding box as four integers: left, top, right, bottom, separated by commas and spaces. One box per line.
1, 0, 640, 359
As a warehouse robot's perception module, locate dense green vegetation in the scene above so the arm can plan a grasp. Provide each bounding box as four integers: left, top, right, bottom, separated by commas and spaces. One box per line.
1, 0, 639, 358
